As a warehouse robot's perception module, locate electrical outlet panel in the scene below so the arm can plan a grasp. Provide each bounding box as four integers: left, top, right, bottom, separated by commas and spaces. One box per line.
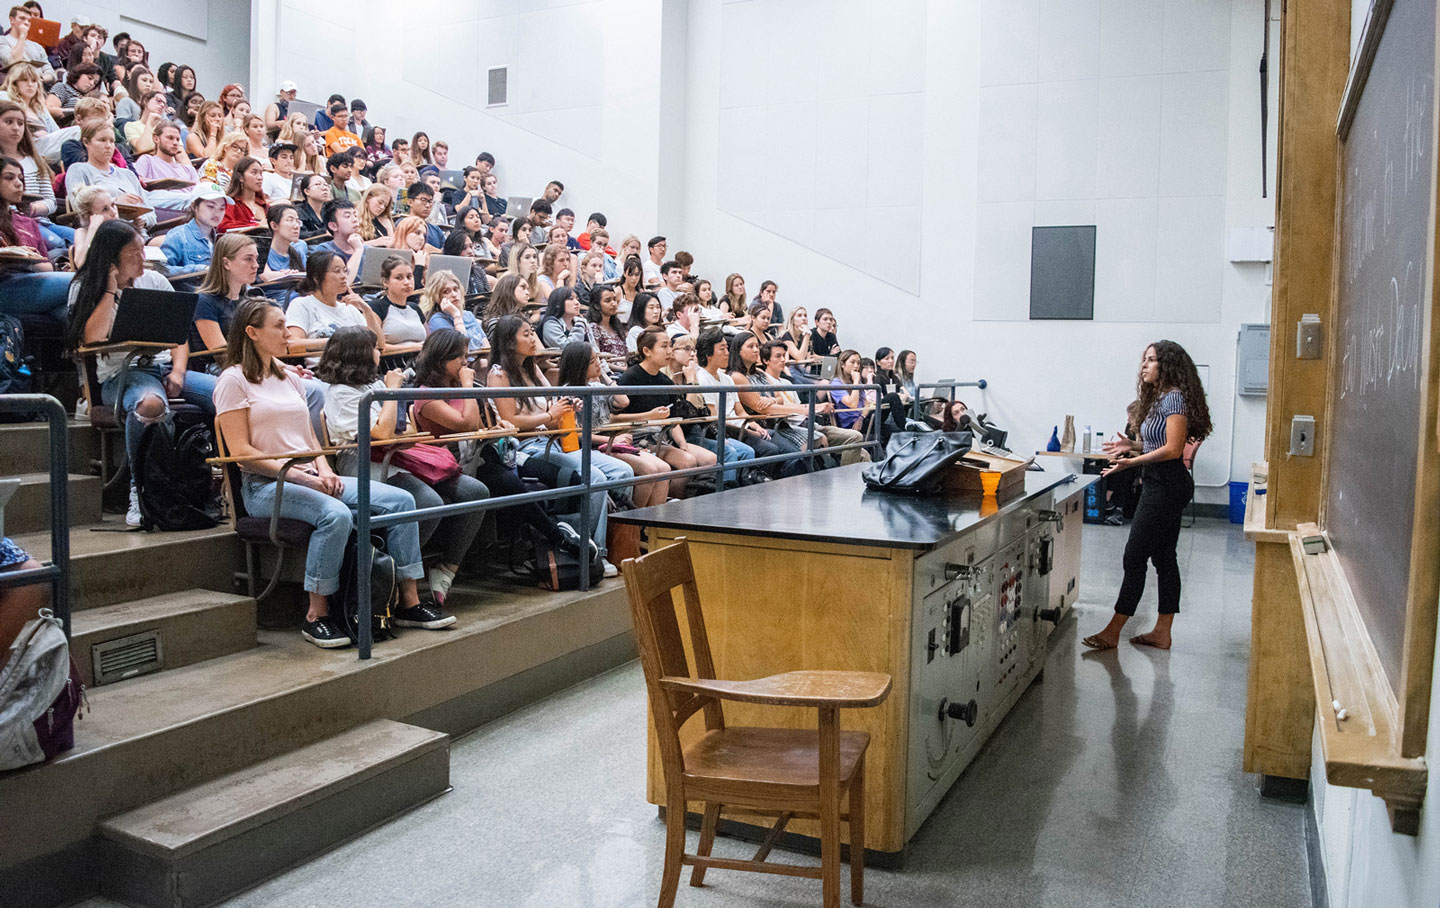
1290, 415, 1315, 457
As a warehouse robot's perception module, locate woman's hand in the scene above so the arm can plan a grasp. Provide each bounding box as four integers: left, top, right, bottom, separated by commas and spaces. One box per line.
458, 365, 475, 387
163, 367, 185, 397
681, 361, 698, 382
383, 368, 405, 389
285, 362, 314, 380
610, 432, 633, 447
1100, 457, 1132, 478
440, 297, 462, 318
546, 398, 573, 423
106, 263, 121, 294
644, 406, 670, 421
340, 290, 365, 310
117, 193, 145, 206
747, 424, 772, 439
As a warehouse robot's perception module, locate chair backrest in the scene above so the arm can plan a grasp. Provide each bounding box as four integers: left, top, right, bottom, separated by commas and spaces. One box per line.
211, 417, 250, 527
1183, 439, 1201, 471
622, 539, 725, 775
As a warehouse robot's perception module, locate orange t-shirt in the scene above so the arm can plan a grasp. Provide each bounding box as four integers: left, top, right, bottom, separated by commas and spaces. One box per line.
321, 127, 361, 156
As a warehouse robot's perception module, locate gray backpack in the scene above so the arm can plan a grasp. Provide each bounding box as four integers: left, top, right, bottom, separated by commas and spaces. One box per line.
0, 609, 82, 771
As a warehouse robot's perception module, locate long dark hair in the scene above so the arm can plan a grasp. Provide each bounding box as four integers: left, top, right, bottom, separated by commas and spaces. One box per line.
555, 341, 594, 388
170, 65, 197, 104
486, 273, 525, 321
312, 325, 379, 386
265, 203, 305, 270
490, 315, 545, 410
543, 286, 575, 322
587, 284, 623, 335
441, 229, 470, 257
627, 291, 660, 334
726, 331, 760, 377
65, 219, 140, 351
412, 328, 469, 388
295, 249, 337, 296
0, 155, 22, 247
1136, 339, 1213, 441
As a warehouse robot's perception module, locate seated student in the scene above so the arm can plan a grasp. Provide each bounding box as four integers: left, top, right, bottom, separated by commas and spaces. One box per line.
311, 93, 344, 132
781, 306, 813, 362
439, 230, 489, 296
452, 205, 483, 244
656, 261, 685, 310
389, 137, 410, 169
68, 183, 115, 267
63, 119, 146, 210
477, 215, 505, 268
313, 198, 365, 282
217, 156, 269, 233
133, 121, 198, 187
728, 331, 811, 476
375, 163, 406, 216
214, 298, 435, 649
754, 339, 834, 464
120, 90, 169, 157
553, 208, 581, 251
364, 254, 426, 346
47, 62, 100, 114
404, 182, 446, 249
694, 279, 726, 324
871, 346, 911, 437
587, 283, 629, 363
480, 170, 505, 221
830, 348, 885, 441
263, 202, 307, 278
356, 184, 393, 244
625, 291, 664, 354
674, 250, 695, 279
361, 125, 390, 176
260, 141, 297, 201
481, 272, 531, 336
67, 220, 212, 525
391, 214, 438, 277
614, 327, 717, 497
575, 212, 604, 251
409, 131, 432, 168
185, 100, 226, 161
574, 250, 605, 312
666, 293, 701, 343
487, 314, 630, 576
753, 279, 783, 323
4, 62, 73, 167
555, 341, 671, 509
536, 242, 571, 297
453, 165, 484, 213
319, 101, 360, 157
615, 254, 643, 324
411, 323, 594, 564
263, 80, 297, 137
811, 307, 840, 358
538, 286, 593, 350
198, 130, 249, 192
0, 155, 65, 320
0, 7, 56, 84
691, 329, 761, 484
747, 299, 777, 340
285, 248, 383, 355
318, 326, 480, 612
643, 235, 666, 287
160, 187, 226, 269
419, 269, 486, 352
0, 99, 52, 223
505, 240, 541, 303
524, 198, 553, 245
324, 150, 360, 204
295, 173, 330, 237
540, 180, 563, 205
240, 114, 268, 164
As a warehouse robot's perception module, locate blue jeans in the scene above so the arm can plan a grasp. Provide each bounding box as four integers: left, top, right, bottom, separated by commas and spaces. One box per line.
99, 363, 215, 467
39, 221, 74, 249
697, 435, 755, 486
520, 437, 634, 556
0, 271, 72, 322
185, 370, 325, 438
241, 473, 424, 595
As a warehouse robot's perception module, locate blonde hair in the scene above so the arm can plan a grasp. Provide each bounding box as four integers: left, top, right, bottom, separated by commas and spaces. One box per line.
69, 184, 111, 217
214, 130, 248, 162
540, 243, 570, 283
356, 185, 392, 241
2, 63, 44, 119
197, 234, 256, 296
391, 215, 429, 253
419, 269, 464, 319
72, 96, 110, 123
506, 241, 540, 301
192, 101, 225, 148
276, 112, 308, 145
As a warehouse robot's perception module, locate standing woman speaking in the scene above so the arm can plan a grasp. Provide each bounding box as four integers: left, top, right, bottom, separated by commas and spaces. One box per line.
1082, 340, 1211, 651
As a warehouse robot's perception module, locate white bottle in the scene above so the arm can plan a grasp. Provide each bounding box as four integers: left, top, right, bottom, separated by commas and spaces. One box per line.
1082, 426, 1092, 454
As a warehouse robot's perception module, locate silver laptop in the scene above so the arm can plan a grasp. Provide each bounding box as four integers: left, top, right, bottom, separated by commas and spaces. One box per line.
817, 355, 839, 380
426, 254, 474, 288
504, 195, 532, 218
437, 170, 466, 191
356, 246, 413, 288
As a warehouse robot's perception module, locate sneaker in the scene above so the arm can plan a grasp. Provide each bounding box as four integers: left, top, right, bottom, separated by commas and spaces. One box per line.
74, 398, 89, 420
393, 599, 457, 630
602, 559, 619, 579
126, 484, 142, 528
556, 522, 600, 561
301, 617, 351, 649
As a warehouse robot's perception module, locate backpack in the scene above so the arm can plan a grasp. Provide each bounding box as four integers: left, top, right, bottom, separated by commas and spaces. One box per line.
134, 408, 221, 531
335, 532, 397, 645
531, 517, 602, 591
0, 609, 83, 771
0, 313, 30, 396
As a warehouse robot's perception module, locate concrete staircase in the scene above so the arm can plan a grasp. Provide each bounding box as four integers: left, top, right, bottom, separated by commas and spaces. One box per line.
0, 415, 637, 908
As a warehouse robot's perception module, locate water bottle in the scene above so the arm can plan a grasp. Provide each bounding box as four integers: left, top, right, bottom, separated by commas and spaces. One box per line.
1047, 426, 1061, 452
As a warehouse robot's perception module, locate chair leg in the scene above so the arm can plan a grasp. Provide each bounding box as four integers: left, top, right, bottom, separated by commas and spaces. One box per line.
819, 710, 842, 908
658, 795, 686, 908
243, 542, 257, 598
689, 801, 721, 887
849, 757, 866, 906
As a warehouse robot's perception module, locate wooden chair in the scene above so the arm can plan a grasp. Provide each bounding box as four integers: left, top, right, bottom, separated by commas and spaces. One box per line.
1182, 439, 1202, 527
214, 420, 316, 603
622, 539, 891, 908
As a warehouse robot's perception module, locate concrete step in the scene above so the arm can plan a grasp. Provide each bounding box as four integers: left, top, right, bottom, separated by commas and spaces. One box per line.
96, 719, 450, 908
70, 589, 257, 688
10, 517, 242, 611
2, 472, 103, 536
0, 419, 102, 475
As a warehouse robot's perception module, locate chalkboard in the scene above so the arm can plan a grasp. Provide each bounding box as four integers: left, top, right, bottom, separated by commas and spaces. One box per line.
1327, 0, 1434, 701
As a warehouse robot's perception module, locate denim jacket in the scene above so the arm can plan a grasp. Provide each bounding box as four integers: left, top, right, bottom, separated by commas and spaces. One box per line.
161, 220, 214, 269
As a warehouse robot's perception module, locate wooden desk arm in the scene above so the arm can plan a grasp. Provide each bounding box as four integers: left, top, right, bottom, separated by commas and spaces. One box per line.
660, 671, 892, 709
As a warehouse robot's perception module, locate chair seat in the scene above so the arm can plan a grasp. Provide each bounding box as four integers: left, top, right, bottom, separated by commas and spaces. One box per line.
682, 726, 870, 790
235, 515, 314, 547
88, 404, 120, 431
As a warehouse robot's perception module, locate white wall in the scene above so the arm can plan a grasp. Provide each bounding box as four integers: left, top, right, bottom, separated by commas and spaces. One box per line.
255, 0, 662, 239
673, 0, 1277, 504
59, 0, 250, 98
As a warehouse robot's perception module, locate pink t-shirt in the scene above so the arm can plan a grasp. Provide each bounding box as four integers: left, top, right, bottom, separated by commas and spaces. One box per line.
213, 366, 316, 472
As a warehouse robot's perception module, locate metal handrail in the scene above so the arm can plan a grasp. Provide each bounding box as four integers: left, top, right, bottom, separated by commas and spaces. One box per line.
0, 395, 71, 637
911, 379, 987, 419
351, 380, 901, 659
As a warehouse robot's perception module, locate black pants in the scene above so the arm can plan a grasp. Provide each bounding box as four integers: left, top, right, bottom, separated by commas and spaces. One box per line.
1113, 459, 1193, 616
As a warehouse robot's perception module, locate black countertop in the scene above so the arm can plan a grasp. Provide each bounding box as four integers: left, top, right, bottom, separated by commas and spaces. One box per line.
612, 464, 1094, 550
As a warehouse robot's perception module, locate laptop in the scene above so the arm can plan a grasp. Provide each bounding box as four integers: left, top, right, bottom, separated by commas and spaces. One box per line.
426, 254, 474, 288
437, 170, 466, 191
290, 172, 315, 201
29, 17, 60, 49
504, 195, 532, 218
356, 246, 412, 288
107, 289, 199, 346
816, 355, 839, 381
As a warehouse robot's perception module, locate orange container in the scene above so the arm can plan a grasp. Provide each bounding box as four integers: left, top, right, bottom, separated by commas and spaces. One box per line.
980, 470, 1001, 496
558, 408, 580, 453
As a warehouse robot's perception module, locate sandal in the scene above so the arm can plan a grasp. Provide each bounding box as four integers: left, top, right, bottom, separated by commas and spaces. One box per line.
1081, 634, 1117, 651
1130, 633, 1171, 650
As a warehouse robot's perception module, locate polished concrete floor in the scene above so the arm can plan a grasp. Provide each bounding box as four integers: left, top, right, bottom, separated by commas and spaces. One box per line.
80, 518, 1312, 908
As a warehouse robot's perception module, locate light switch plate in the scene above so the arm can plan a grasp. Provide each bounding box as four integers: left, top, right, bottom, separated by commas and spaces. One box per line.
1297, 316, 1323, 359
1291, 415, 1316, 457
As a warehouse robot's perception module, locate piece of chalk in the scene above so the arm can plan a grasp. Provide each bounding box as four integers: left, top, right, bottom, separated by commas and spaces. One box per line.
1332, 699, 1342, 711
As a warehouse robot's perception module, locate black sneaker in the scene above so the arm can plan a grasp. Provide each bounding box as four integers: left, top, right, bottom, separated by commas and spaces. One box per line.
301, 617, 351, 649
556, 522, 600, 561
393, 599, 457, 630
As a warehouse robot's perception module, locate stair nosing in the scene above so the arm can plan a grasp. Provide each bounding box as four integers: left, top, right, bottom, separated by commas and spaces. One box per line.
69, 589, 257, 636
96, 719, 448, 860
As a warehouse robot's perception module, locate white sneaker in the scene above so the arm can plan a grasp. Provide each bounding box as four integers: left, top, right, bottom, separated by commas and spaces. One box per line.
602, 559, 618, 579
74, 398, 89, 420
126, 485, 142, 528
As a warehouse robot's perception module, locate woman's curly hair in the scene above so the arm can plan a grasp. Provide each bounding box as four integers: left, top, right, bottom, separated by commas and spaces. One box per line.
1136, 339, 1212, 441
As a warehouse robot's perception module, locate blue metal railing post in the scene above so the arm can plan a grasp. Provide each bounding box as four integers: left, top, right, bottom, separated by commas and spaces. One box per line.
356, 392, 373, 660
0, 395, 71, 636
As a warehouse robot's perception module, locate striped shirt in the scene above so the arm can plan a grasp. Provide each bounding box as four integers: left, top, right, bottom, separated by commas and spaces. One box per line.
1141, 390, 1184, 453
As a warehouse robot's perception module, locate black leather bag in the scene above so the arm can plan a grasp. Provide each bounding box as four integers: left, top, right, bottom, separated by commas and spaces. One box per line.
861, 431, 973, 494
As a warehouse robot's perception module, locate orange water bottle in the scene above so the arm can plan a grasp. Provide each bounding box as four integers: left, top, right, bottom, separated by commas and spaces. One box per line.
558, 407, 580, 453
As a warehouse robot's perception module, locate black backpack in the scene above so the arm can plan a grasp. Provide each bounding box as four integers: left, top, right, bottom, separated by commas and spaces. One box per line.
134, 408, 221, 531
335, 532, 397, 645
0, 314, 29, 396
531, 517, 602, 591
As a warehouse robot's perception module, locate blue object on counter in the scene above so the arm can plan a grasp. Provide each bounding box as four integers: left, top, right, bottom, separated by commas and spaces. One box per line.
1047, 426, 1061, 452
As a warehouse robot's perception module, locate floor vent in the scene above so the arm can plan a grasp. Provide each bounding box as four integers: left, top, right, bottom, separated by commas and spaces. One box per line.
93, 630, 164, 686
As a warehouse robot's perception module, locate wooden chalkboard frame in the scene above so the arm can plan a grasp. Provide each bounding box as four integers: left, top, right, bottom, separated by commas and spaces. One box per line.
1319, 0, 1440, 770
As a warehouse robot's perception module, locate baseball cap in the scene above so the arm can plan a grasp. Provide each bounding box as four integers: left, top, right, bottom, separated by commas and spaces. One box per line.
71, 14, 92, 25
268, 142, 298, 158
279, 80, 298, 93
192, 187, 227, 204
